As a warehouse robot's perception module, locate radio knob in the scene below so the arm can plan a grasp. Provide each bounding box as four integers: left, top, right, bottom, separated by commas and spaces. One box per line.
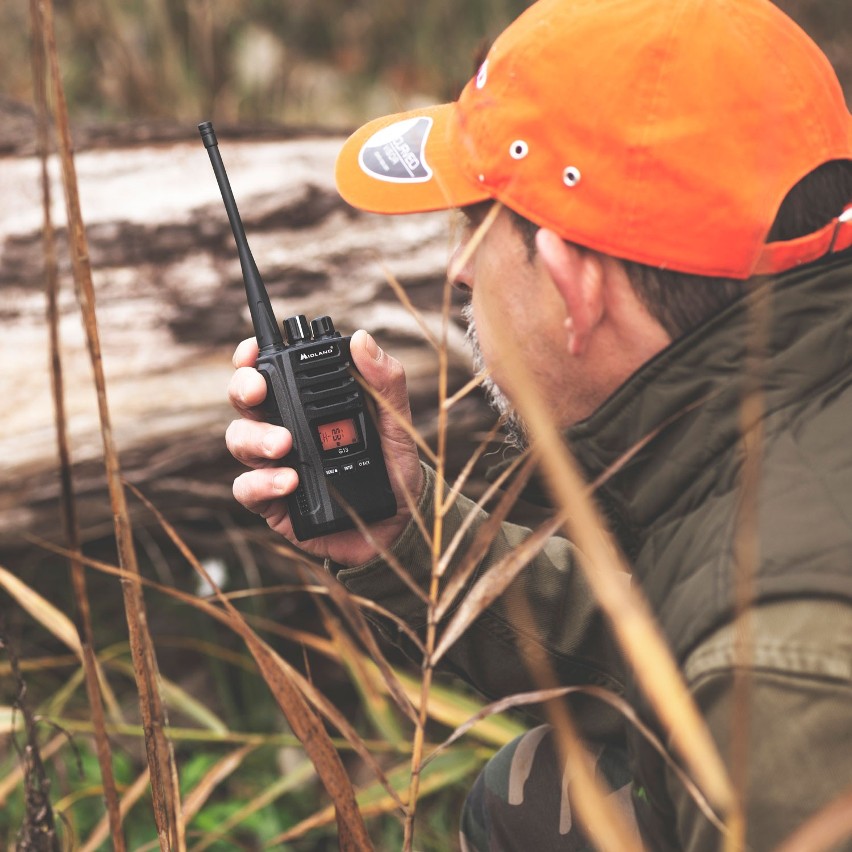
310, 316, 336, 338
283, 314, 310, 344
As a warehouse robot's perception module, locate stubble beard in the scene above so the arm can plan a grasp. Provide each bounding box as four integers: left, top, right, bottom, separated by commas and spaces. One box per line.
462, 303, 529, 451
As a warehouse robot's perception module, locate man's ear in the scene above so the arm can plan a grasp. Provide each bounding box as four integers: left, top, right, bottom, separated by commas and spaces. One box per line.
536, 229, 604, 356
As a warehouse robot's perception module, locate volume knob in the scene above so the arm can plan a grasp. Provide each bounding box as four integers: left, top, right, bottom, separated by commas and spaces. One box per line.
283, 315, 310, 345
310, 316, 336, 338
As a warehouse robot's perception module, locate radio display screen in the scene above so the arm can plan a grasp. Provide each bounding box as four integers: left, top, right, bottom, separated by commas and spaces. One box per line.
317, 418, 359, 451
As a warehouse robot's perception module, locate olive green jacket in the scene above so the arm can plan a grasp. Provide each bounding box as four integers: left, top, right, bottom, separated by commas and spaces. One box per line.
335, 255, 852, 850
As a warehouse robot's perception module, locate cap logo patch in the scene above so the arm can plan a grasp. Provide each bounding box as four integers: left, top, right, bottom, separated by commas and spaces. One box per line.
358, 116, 434, 184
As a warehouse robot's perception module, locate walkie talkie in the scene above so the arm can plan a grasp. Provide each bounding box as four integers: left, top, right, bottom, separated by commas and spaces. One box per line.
199, 121, 397, 541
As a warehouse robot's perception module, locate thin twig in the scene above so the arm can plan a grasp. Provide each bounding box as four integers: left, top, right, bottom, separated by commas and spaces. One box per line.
0, 608, 60, 851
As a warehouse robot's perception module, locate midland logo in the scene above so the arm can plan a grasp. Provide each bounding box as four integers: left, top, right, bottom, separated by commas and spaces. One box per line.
299, 345, 337, 362
358, 116, 433, 184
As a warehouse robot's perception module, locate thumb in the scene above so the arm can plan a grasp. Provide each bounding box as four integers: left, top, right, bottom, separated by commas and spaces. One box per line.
350, 329, 412, 428
350, 329, 424, 511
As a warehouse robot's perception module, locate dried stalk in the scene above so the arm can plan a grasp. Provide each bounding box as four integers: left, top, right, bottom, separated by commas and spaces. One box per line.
38, 0, 182, 847
1, 608, 60, 852
494, 320, 736, 818
401, 257, 457, 850
28, 0, 125, 845
728, 284, 774, 850
425, 683, 725, 836
772, 786, 852, 852
124, 484, 376, 850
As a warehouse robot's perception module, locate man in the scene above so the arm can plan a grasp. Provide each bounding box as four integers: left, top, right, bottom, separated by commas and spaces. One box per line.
226, 0, 852, 848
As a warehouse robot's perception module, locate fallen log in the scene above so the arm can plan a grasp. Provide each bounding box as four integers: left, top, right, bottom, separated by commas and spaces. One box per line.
0, 128, 497, 560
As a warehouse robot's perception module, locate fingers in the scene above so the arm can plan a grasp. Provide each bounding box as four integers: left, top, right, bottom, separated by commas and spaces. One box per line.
232, 337, 259, 369
229, 337, 268, 420
232, 466, 299, 517
225, 418, 292, 467
227, 330, 425, 556
228, 365, 268, 418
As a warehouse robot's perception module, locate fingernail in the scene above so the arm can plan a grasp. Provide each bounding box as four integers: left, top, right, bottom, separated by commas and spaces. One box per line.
364, 333, 382, 361
272, 472, 290, 493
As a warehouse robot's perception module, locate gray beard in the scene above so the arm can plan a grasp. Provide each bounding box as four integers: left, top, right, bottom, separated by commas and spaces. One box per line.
462, 303, 529, 451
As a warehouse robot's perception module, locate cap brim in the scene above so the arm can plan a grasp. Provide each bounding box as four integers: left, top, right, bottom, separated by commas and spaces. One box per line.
335, 103, 490, 215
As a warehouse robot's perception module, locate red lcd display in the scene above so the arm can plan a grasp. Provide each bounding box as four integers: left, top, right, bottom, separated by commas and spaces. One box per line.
317, 418, 359, 451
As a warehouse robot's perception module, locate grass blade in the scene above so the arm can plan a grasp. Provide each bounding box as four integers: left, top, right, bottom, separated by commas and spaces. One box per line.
80, 768, 152, 852
266, 749, 483, 847
0, 565, 120, 720
28, 0, 125, 840
181, 744, 256, 821
39, 0, 183, 846
188, 759, 317, 852
431, 511, 566, 666
773, 787, 852, 852
126, 483, 377, 849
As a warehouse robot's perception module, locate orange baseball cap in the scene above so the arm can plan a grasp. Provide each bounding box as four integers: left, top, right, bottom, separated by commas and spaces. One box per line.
335, 0, 852, 279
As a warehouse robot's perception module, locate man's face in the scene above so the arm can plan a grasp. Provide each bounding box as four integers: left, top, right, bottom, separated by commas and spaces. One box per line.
452, 203, 594, 437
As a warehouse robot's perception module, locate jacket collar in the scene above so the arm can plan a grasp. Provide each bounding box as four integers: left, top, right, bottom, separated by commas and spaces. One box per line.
489, 256, 852, 560
565, 255, 852, 561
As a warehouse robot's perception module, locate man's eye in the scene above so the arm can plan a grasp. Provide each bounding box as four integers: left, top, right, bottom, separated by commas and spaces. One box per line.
460, 201, 493, 229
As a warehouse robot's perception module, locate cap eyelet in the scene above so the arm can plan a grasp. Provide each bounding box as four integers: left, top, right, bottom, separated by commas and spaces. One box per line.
476, 60, 489, 89
563, 166, 581, 187
509, 140, 529, 160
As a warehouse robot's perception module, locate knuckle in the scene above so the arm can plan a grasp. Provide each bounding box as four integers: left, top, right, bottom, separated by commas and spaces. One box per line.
388, 357, 406, 382
384, 356, 407, 390
233, 368, 254, 403
232, 471, 252, 504
233, 337, 258, 368
225, 418, 256, 461
224, 419, 242, 452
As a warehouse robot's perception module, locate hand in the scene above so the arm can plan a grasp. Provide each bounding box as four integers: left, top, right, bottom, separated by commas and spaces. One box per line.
226, 330, 424, 566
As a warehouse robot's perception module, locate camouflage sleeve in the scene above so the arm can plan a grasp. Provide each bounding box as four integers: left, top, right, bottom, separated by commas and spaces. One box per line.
333, 462, 626, 742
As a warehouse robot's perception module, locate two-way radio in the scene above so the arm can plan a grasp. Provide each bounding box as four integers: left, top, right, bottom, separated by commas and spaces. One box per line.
198, 121, 397, 541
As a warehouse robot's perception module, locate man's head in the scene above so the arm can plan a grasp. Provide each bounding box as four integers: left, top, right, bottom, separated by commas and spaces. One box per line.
451, 201, 673, 441
334, 0, 852, 429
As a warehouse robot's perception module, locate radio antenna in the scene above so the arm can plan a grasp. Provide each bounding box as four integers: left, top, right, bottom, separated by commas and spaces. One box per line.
198, 121, 283, 352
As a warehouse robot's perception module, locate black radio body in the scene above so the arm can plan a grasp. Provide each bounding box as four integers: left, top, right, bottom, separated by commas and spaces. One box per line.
257, 315, 396, 540
199, 121, 397, 540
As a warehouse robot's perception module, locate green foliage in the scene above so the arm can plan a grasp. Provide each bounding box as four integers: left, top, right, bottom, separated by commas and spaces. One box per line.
4, 0, 848, 127
2, 0, 534, 126
0, 545, 514, 849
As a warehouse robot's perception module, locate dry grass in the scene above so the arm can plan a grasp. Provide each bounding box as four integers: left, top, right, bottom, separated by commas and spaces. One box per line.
4, 2, 852, 851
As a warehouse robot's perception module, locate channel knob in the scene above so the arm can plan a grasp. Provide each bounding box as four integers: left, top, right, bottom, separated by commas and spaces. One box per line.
283, 314, 310, 344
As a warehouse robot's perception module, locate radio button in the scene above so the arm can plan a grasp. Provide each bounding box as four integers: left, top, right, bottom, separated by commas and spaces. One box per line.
357, 458, 371, 469
342, 463, 355, 473
311, 316, 336, 338
324, 466, 340, 477
284, 314, 310, 344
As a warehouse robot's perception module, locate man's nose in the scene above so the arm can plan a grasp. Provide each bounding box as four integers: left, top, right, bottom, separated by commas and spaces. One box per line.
449, 239, 474, 292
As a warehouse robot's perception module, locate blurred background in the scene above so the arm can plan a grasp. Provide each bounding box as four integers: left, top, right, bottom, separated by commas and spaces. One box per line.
0, 0, 848, 136
1, 1, 850, 849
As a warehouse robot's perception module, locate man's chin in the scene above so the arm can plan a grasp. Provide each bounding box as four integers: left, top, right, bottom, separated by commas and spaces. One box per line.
501, 415, 529, 451
463, 303, 528, 450
481, 375, 528, 451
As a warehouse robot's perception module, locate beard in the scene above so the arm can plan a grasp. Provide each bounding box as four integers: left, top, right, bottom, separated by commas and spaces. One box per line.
461, 302, 529, 451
